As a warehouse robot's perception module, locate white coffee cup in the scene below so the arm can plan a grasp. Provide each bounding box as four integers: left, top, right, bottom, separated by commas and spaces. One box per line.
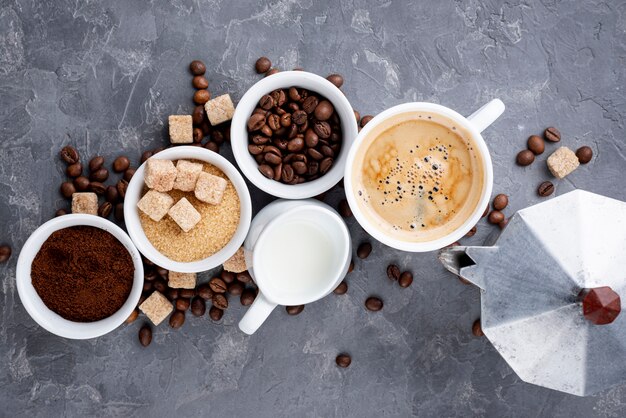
344, 99, 505, 252
238, 199, 351, 335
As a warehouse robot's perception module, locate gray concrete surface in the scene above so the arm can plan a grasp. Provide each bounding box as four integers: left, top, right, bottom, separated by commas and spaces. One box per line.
1, 0, 626, 416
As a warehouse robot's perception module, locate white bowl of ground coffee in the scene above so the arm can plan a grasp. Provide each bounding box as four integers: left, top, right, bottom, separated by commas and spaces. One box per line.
16, 214, 144, 339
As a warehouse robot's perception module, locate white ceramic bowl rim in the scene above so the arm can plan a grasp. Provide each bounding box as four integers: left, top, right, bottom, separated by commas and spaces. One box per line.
16, 214, 144, 339
231, 71, 359, 199
344, 102, 494, 252
124, 146, 252, 273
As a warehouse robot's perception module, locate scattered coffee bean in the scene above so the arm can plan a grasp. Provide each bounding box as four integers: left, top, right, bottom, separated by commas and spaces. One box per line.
89, 181, 106, 195
90, 168, 109, 182
537, 181, 555, 197
139, 324, 152, 347
179, 288, 195, 299
189, 60, 206, 75
333, 281, 348, 295
192, 105, 205, 125
114, 203, 124, 222
116, 179, 128, 200
175, 298, 190, 311
140, 150, 153, 163
209, 277, 227, 293
527, 135, 545, 155
286, 305, 304, 315
89, 156, 104, 172
0, 245, 11, 263
338, 199, 352, 218
192, 75, 209, 89
326, 74, 344, 88
492, 194, 508, 211
153, 278, 167, 293
365, 296, 383, 312
194, 89, 211, 105
73, 176, 90, 191
357, 242, 372, 259
166, 288, 179, 300
60, 146, 79, 164
472, 319, 484, 337
126, 309, 139, 324
98, 202, 112, 218
576, 146, 593, 164
516, 150, 535, 166
196, 284, 212, 301
221, 270, 236, 283
191, 297, 206, 316
66, 163, 82, 178
209, 306, 224, 321
482, 205, 489, 218
143, 281, 153, 293
360, 115, 374, 127
237, 271, 253, 284
123, 168, 136, 182
348, 259, 354, 273
336, 353, 351, 368
498, 218, 509, 229
488, 210, 505, 224
105, 186, 119, 203
228, 281, 244, 296
544, 127, 561, 142
205, 141, 219, 152
113, 156, 130, 172
398, 271, 413, 288
212, 294, 228, 310
240, 289, 256, 306
55, 209, 67, 217
265, 68, 279, 77
386, 264, 400, 281
60, 181, 76, 198
255, 57, 272, 74
354, 110, 361, 124
465, 226, 477, 237
169, 311, 185, 328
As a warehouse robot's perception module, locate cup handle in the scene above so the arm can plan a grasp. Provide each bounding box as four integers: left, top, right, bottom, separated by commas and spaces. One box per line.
238, 292, 277, 335
467, 99, 505, 133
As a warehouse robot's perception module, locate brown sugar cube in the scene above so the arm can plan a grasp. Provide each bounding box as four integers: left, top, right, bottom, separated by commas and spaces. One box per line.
168, 197, 201, 232
204, 94, 235, 126
137, 190, 174, 221
144, 159, 177, 192
223, 247, 247, 273
71, 192, 98, 215
168, 272, 197, 289
173, 160, 203, 192
168, 115, 193, 144
139, 291, 173, 325
547, 146, 580, 179
194, 172, 227, 205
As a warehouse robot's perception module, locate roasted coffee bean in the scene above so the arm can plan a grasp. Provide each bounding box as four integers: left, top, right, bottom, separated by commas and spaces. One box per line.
114, 203, 125, 221
116, 179, 128, 199
166, 288, 179, 300
60, 146, 79, 164
304, 129, 319, 147
112, 156, 130, 172
248, 113, 266, 131
499, 218, 509, 229
307, 148, 324, 161
399, 271, 413, 288
0, 245, 11, 263
209, 306, 224, 321
197, 283, 213, 300
228, 281, 244, 296
292, 161, 307, 175
348, 259, 354, 273
193, 89, 211, 104
488, 210, 505, 224
90, 168, 109, 183
191, 297, 206, 316
193, 128, 203, 143
98, 202, 112, 218
189, 60, 206, 75
255, 57, 272, 74
267, 114, 281, 131
126, 309, 139, 324
179, 288, 195, 298
204, 141, 219, 152
89, 156, 104, 172
66, 163, 82, 178
354, 110, 361, 124
472, 319, 484, 337
333, 281, 348, 295
516, 149, 535, 166
544, 127, 561, 142
104, 186, 118, 203
279, 112, 292, 127
281, 164, 295, 183
157, 267, 168, 278
292, 110, 307, 125
259, 164, 274, 178
538, 181, 555, 197
252, 135, 270, 145
321, 145, 334, 158
265, 68, 280, 77
192, 105, 205, 125
209, 277, 227, 293
326, 74, 344, 88
386, 264, 400, 281
286, 305, 304, 315
60, 182, 76, 198
176, 298, 190, 311
236, 271, 252, 283
192, 75, 209, 89
313, 121, 331, 139
73, 176, 89, 191
319, 157, 333, 174
287, 137, 305, 153
212, 294, 228, 310
527, 135, 545, 155
169, 311, 185, 328
259, 95, 274, 110
576, 146, 593, 164
153, 278, 167, 293
314, 100, 334, 121
338, 199, 352, 218
141, 150, 153, 163
302, 96, 319, 114
55, 209, 68, 217
465, 226, 477, 237
248, 144, 265, 155
264, 152, 282, 165
492, 194, 508, 211
221, 270, 236, 283
336, 353, 351, 368
357, 242, 372, 259
139, 324, 152, 347
240, 289, 256, 306
365, 296, 383, 312
360, 115, 374, 127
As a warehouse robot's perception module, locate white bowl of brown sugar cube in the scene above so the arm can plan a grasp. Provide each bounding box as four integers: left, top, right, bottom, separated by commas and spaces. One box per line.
124, 146, 252, 273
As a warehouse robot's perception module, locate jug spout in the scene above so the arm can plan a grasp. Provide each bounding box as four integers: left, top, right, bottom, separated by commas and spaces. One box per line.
438, 246, 497, 290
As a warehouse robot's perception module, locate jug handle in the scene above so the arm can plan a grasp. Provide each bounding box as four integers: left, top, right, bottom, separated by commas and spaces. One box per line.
238, 292, 277, 335
467, 99, 505, 133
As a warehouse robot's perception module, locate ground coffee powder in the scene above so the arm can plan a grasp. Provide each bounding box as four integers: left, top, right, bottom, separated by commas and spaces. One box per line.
31, 226, 134, 322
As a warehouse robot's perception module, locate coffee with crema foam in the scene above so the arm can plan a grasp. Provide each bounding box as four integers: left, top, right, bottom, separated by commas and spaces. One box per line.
352, 112, 485, 243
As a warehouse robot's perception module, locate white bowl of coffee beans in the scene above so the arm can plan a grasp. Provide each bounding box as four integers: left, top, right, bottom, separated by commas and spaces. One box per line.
231, 71, 359, 199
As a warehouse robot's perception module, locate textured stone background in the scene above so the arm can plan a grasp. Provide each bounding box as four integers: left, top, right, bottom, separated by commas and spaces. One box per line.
1, 0, 626, 416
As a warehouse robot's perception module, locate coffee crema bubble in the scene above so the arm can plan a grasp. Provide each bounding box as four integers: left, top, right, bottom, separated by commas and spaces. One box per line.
353, 112, 484, 243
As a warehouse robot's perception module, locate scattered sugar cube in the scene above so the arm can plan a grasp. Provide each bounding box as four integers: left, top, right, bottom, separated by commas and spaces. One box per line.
144, 159, 177, 192
71, 192, 98, 215
223, 247, 247, 273
139, 291, 173, 325
168, 197, 201, 232
168, 272, 197, 289
194, 172, 227, 205
173, 160, 203, 192
137, 190, 174, 222
168, 115, 193, 144
547, 146, 580, 179
204, 94, 235, 126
